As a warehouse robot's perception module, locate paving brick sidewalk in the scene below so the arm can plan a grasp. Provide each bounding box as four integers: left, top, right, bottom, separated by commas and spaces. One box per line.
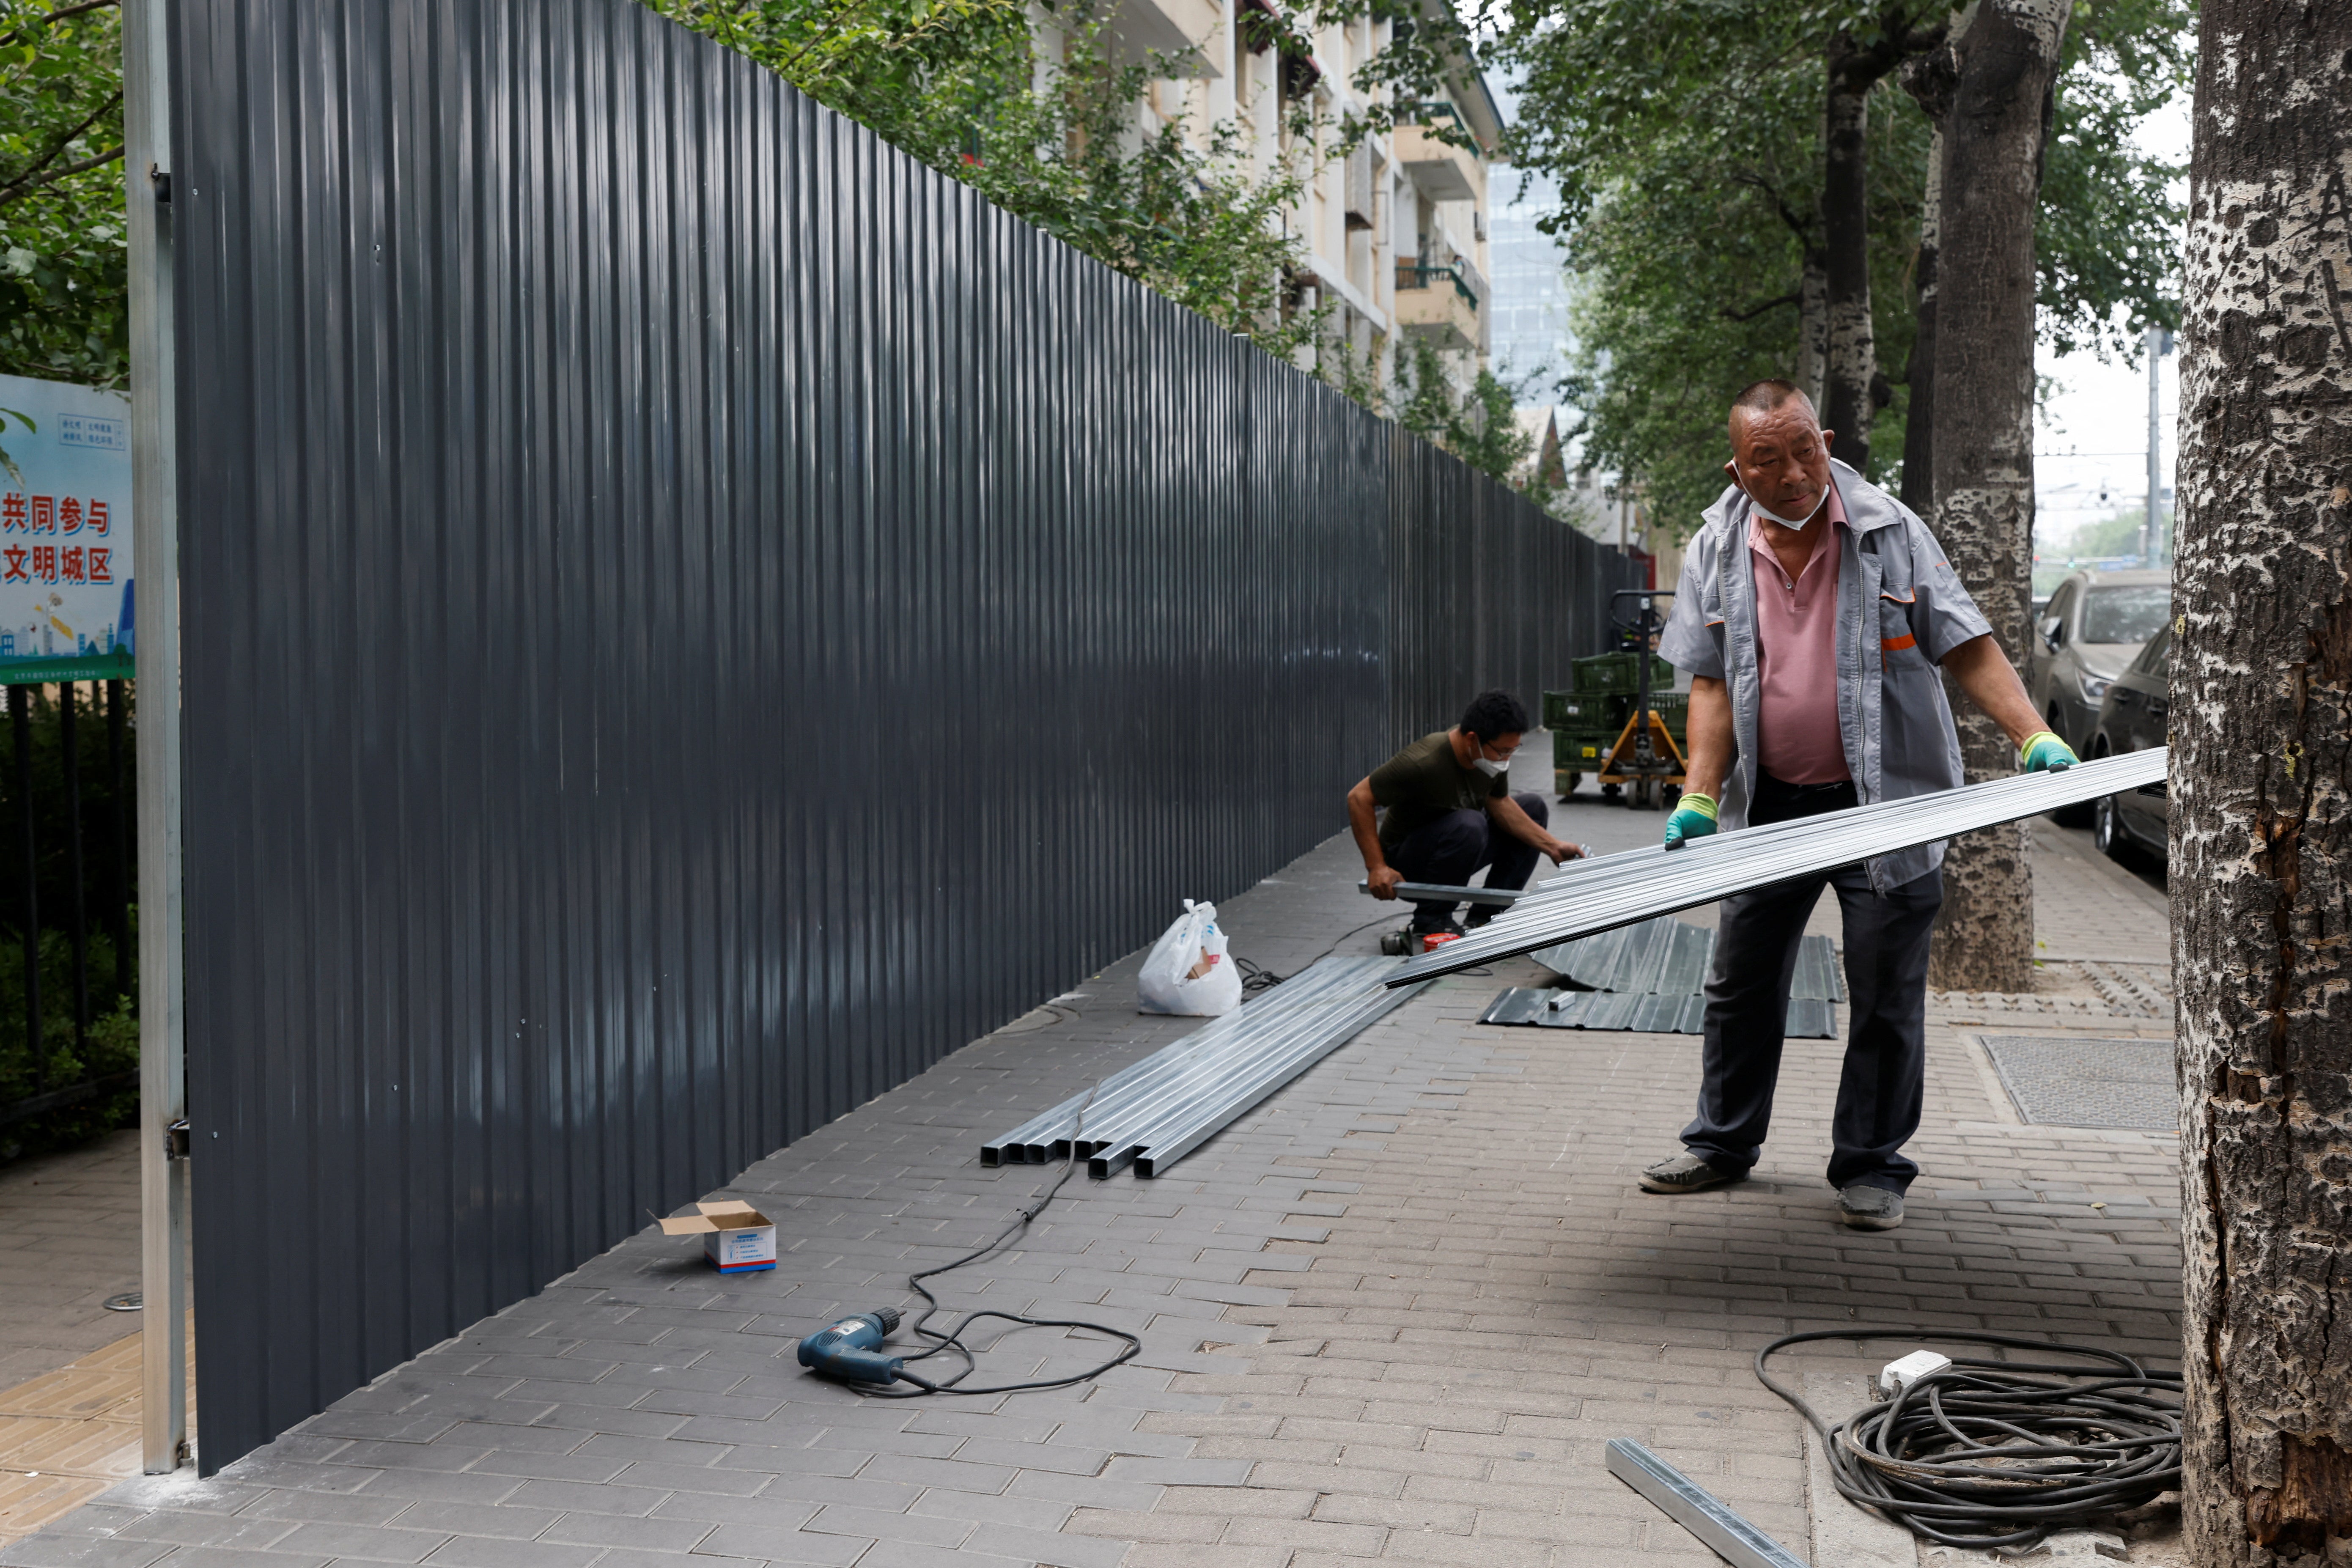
5, 749, 2184, 1568
0, 1131, 146, 1390
1064, 800, 2181, 1567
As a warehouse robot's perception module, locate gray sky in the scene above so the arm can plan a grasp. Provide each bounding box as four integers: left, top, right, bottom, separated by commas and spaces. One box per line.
2032, 88, 2190, 549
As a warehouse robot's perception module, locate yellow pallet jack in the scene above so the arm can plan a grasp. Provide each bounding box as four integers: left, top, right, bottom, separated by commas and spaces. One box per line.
1596, 709, 1686, 811
1597, 589, 1685, 810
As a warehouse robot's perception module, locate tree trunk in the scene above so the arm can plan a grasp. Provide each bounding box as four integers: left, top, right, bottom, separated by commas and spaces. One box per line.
1897, 37, 1958, 515
1922, 0, 2068, 994
1821, 36, 1880, 472
2175, 3, 2352, 1562
1797, 248, 1829, 409
1899, 125, 1941, 515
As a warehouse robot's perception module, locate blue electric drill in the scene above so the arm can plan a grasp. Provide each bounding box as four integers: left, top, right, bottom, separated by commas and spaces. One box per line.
796, 1308, 905, 1385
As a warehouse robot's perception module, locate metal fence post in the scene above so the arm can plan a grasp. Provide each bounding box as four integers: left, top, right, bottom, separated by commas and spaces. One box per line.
125, 0, 189, 1476
63, 683, 87, 1059
11, 685, 38, 1093
107, 678, 129, 1004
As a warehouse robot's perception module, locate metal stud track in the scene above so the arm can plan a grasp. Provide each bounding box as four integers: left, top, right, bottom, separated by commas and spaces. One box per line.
1391, 749, 2168, 983
983, 956, 1433, 1179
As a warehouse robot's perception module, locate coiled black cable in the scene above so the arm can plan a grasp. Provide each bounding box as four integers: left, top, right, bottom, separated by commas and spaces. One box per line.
854, 1087, 1142, 1398
1756, 1329, 2182, 1552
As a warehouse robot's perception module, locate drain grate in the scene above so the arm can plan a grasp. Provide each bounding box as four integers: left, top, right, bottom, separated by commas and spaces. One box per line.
1980, 1035, 2176, 1131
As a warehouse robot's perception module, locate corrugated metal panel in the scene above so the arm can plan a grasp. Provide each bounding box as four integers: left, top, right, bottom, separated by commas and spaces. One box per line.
168, 0, 1641, 1471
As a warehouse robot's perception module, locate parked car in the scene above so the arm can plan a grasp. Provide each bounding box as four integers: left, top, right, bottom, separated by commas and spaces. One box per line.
2087, 623, 2171, 866
2028, 567, 2171, 754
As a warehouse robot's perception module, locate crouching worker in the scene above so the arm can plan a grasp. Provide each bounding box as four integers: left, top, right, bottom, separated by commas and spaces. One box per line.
1349, 689, 1583, 943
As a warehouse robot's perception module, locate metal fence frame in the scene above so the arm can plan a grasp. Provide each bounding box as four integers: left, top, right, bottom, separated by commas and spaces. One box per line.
161, 0, 1638, 1472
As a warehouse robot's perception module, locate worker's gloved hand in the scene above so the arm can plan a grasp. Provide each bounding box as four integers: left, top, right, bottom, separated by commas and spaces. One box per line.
1663, 792, 1719, 850
2020, 731, 2080, 773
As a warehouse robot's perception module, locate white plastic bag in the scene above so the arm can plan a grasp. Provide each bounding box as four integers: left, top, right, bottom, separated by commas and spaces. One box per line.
1137, 899, 1242, 1016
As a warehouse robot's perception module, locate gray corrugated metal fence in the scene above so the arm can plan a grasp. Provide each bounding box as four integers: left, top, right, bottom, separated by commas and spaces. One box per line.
168, 0, 1639, 1471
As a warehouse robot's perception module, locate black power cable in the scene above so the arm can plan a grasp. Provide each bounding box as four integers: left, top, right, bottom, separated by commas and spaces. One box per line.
1231, 910, 1401, 995
859, 907, 1425, 1395
1756, 1329, 2182, 1552
851, 1091, 1141, 1398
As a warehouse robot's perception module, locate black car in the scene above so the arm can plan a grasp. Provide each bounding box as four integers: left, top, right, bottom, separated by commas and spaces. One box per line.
2086, 623, 2170, 865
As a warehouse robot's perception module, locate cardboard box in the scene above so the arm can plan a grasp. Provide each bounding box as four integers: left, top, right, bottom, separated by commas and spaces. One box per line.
657, 1200, 777, 1273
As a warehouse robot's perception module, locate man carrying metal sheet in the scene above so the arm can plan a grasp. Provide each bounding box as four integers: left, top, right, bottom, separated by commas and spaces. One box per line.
1349, 690, 1583, 944
1641, 382, 2076, 1230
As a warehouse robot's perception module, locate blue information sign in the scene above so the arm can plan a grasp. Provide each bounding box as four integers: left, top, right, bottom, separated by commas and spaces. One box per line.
0, 373, 134, 683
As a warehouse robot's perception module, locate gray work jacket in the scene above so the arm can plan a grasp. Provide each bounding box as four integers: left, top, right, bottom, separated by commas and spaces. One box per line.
1656, 459, 1993, 892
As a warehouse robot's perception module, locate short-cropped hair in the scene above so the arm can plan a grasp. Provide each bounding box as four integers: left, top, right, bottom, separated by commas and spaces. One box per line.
1459, 689, 1530, 741
1730, 379, 1814, 421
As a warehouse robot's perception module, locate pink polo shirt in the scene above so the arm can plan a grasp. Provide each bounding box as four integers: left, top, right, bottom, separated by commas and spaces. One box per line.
1748, 485, 1852, 785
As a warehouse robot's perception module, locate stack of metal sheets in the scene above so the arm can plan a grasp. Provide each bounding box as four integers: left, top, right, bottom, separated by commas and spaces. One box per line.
1478, 918, 1843, 1038
981, 955, 1433, 1180
1389, 748, 2168, 984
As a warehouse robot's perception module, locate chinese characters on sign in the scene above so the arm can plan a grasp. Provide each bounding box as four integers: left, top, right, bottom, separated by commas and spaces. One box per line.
0, 372, 133, 682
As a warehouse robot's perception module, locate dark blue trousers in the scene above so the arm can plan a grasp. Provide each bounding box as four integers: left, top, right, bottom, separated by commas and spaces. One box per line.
1387, 793, 1549, 925
1679, 778, 1942, 1195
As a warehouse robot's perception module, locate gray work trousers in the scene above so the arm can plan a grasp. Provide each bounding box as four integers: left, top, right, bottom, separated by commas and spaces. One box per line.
1679, 777, 1943, 1195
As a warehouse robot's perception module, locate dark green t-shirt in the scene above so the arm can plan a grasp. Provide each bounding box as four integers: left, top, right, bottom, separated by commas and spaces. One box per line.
1369, 731, 1506, 850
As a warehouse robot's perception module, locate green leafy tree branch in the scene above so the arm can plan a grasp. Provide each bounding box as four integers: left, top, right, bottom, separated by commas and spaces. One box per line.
645, 0, 1328, 358
0, 0, 127, 387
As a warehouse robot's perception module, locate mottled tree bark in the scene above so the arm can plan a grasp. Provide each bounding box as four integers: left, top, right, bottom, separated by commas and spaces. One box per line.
1898, 38, 1959, 515
1924, 0, 2067, 994
1822, 39, 1883, 472
1896, 136, 1939, 514
1798, 250, 1829, 409
2175, 4, 2352, 1563
1821, 9, 1950, 476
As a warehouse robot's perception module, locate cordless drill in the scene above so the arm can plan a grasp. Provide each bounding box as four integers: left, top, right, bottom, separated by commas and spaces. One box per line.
796, 1308, 905, 1385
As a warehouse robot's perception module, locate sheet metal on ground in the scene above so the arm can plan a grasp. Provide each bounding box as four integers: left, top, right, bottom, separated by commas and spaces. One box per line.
1481, 917, 1842, 1038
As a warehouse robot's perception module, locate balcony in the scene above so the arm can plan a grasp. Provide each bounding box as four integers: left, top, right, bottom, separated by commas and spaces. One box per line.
1109, 0, 1224, 75
1393, 260, 1481, 352
1391, 122, 1481, 203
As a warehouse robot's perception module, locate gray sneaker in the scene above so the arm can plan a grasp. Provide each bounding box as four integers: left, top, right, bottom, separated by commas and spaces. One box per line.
1837, 1185, 1905, 1230
1638, 1151, 1741, 1194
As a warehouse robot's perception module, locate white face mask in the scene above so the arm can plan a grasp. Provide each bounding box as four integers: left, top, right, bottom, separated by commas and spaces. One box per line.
1748, 485, 1828, 530
1471, 751, 1507, 779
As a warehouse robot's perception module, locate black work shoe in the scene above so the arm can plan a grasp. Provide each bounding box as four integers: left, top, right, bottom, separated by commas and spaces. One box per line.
1465, 906, 1499, 930
1408, 914, 1466, 937
1837, 1185, 1905, 1230
1638, 1151, 1742, 1194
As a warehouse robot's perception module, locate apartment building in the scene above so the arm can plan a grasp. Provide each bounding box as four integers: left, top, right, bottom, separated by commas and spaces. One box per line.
1098, 0, 1505, 397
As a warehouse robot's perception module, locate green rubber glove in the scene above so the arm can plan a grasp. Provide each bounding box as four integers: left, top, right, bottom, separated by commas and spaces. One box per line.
1663, 792, 1719, 850
2020, 731, 2080, 773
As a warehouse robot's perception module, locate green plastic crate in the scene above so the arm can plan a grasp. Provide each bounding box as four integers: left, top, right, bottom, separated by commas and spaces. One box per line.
1648, 692, 1691, 749
1554, 729, 1615, 768
1553, 695, 1687, 777
1569, 652, 1676, 697
1542, 689, 1615, 732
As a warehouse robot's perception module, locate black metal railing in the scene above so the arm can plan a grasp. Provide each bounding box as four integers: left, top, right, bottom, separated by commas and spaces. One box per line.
0, 678, 137, 1158
1396, 261, 1480, 309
